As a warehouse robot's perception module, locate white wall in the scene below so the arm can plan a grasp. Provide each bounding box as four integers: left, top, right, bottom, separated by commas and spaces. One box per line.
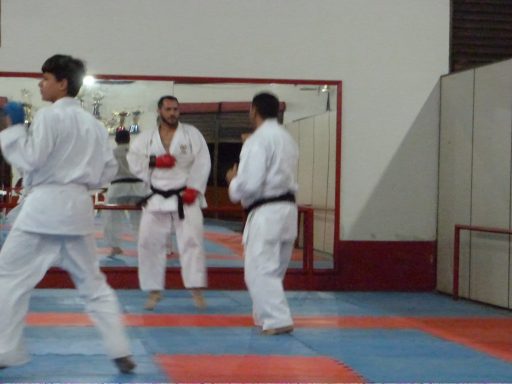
0, 0, 450, 241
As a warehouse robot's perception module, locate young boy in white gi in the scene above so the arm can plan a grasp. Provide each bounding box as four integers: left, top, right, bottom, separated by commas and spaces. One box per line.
226, 92, 298, 335
127, 95, 211, 310
0, 54, 135, 373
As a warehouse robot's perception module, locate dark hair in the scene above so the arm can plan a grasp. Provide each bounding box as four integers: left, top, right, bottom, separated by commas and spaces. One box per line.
115, 129, 130, 144
252, 92, 279, 119
0, 108, 6, 130
157, 95, 179, 109
41, 54, 86, 97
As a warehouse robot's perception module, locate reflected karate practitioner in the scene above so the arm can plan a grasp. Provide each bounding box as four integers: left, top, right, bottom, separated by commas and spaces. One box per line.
103, 129, 147, 257
127, 95, 211, 310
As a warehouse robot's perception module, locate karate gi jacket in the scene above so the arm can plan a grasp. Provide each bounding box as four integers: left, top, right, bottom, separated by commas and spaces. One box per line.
127, 122, 211, 212
229, 118, 299, 208
0, 97, 117, 235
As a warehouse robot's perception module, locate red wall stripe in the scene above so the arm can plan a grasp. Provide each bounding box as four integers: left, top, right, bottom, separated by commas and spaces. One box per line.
337, 240, 436, 290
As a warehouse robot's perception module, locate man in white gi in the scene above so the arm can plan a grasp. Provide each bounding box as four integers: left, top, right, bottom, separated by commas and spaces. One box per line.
226, 92, 298, 335
103, 129, 147, 257
127, 95, 211, 310
0, 54, 135, 373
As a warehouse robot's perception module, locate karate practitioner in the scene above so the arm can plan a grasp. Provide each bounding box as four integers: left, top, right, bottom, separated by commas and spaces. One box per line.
226, 92, 298, 335
0, 104, 24, 247
0, 55, 135, 373
103, 129, 147, 257
127, 95, 211, 310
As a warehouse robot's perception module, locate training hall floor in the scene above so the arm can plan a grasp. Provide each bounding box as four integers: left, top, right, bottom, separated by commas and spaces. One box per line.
93, 216, 334, 269
1, 289, 512, 383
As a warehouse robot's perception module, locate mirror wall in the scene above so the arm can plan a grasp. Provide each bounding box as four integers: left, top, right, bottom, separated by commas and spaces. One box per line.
0, 73, 341, 273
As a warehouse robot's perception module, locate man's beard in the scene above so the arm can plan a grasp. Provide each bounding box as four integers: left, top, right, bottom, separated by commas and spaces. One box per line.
160, 115, 178, 128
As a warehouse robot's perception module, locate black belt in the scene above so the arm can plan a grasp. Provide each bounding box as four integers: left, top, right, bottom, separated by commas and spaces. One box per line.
245, 192, 296, 215
137, 186, 186, 219
111, 177, 143, 184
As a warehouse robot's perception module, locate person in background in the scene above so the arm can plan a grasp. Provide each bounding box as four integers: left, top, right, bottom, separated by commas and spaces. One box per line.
0, 105, 25, 247
226, 92, 298, 335
0, 55, 135, 373
103, 129, 147, 258
127, 95, 211, 310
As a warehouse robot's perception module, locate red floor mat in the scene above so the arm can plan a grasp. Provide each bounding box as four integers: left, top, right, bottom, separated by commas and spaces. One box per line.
156, 354, 366, 383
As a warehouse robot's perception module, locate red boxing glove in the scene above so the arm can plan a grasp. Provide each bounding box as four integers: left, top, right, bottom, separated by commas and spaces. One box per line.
182, 188, 198, 205
149, 154, 176, 168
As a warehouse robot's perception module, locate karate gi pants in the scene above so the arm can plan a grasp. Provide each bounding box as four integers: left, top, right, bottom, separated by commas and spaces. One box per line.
243, 203, 297, 331
138, 203, 206, 291
103, 195, 142, 248
0, 228, 131, 366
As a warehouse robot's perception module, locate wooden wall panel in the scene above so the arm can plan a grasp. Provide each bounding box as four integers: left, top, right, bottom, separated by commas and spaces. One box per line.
327, 111, 337, 211
438, 70, 474, 294
287, 121, 300, 185
470, 60, 512, 307
312, 113, 330, 207
297, 119, 315, 205
287, 112, 335, 256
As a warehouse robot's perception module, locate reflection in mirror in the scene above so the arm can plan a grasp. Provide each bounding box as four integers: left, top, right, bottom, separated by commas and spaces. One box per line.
0, 75, 338, 271
0, 77, 175, 136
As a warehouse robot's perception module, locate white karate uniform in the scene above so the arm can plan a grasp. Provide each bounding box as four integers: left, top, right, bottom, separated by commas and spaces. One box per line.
0, 97, 131, 366
229, 118, 298, 331
127, 122, 211, 290
103, 143, 148, 248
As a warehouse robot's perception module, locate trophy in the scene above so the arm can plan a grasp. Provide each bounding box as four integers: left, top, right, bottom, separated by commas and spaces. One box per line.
20, 89, 33, 126
104, 114, 118, 135
129, 110, 142, 134
114, 111, 130, 132
91, 91, 105, 119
